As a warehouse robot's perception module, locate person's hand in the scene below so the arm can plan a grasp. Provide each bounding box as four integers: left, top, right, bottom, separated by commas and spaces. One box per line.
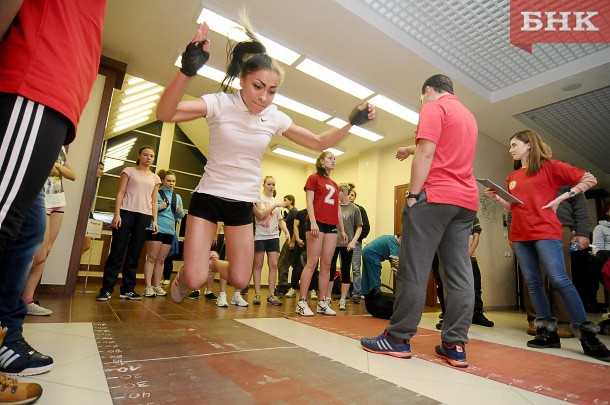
541, 198, 561, 213
389, 258, 399, 268
347, 241, 356, 251
289, 241, 295, 250
395, 147, 412, 161
572, 235, 590, 250
152, 221, 158, 234
180, 23, 210, 77
310, 222, 320, 237
278, 200, 290, 208
176, 205, 182, 213
296, 238, 305, 248
484, 187, 498, 200
340, 231, 348, 244
406, 197, 417, 208
160, 201, 168, 210
111, 215, 121, 229
348, 102, 375, 126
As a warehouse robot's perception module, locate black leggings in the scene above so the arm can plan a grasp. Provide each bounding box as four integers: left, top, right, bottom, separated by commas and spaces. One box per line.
331, 246, 353, 284
0, 93, 69, 251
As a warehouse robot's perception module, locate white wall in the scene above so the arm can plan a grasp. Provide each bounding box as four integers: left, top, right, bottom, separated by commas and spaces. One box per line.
42, 75, 106, 284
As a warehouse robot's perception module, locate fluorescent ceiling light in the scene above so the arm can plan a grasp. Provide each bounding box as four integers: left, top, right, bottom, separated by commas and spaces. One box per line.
127, 77, 144, 86
117, 104, 156, 121
296, 59, 374, 99
124, 81, 158, 95
368, 94, 419, 125
114, 110, 152, 128
105, 137, 137, 169
324, 147, 344, 156
118, 95, 160, 112
273, 94, 331, 122
113, 116, 150, 133
326, 118, 384, 142
198, 9, 300, 65
271, 146, 316, 164
121, 87, 163, 104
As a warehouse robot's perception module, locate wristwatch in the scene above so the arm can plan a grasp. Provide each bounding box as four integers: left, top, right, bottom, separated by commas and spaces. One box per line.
406, 191, 420, 200
568, 189, 577, 197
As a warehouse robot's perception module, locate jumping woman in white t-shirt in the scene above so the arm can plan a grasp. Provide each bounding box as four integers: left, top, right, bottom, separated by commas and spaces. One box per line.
157, 18, 375, 302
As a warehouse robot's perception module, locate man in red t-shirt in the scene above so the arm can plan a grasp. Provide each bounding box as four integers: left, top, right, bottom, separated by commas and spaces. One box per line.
361, 74, 478, 368
0, 0, 107, 387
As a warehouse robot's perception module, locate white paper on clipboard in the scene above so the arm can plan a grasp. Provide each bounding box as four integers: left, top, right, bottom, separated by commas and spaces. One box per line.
476, 179, 523, 204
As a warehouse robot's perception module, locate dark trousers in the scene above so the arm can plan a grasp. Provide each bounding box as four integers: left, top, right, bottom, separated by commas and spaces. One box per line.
277, 239, 296, 286
0, 93, 68, 251
163, 255, 173, 280
0, 192, 46, 343
101, 210, 151, 294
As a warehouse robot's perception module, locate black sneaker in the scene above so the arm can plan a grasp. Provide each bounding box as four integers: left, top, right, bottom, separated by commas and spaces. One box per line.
472, 312, 494, 327
273, 288, 284, 298
119, 291, 142, 301
436, 319, 443, 330
204, 291, 218, 301
240, 286, 249, 295
95, 292, 111, 301
187, 290, 200, 300
0, 339, 54, 377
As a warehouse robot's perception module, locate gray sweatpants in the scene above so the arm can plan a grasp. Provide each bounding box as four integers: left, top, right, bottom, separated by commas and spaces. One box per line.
386, 191, 476, 344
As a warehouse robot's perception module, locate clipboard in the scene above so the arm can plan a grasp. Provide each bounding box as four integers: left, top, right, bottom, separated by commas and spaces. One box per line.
476, 178, 523, 204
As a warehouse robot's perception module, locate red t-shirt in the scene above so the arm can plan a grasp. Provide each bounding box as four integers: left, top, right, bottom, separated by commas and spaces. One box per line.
0, 0, 107, 144
507, 160, 585, 241
416, 94, 479, 212
304, 174, 339, 225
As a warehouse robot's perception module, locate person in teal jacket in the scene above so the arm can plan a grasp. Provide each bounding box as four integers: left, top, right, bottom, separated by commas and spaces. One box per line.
361, 234, 400, 295
143, 170, 185, 297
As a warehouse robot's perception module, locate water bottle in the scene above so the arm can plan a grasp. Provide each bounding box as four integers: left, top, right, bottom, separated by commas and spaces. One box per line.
569, 241, 580, 252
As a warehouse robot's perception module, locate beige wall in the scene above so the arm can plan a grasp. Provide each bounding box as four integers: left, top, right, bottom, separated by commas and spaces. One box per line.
42, 75, 107, 285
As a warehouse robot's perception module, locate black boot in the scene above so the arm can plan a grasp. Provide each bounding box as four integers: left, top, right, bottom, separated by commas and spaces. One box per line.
572, 321, 610, 362
527, 317, 561, 349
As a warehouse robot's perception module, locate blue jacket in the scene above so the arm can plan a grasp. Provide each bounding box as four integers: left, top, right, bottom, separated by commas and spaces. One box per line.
155, 187, 185, 235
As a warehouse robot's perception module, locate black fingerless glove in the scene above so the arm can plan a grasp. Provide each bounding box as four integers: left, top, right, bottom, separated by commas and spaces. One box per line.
180, 41, 210, 77
348, 103, 371, 126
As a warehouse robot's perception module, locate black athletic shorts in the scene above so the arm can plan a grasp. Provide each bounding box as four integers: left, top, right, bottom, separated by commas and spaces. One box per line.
188, 192, 254, 226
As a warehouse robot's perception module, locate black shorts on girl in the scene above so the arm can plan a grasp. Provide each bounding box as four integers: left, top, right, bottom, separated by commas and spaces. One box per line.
254, 238, 280, 253
146, 230, 174, 244
306, 220, 337, 234
188, 192, 254, 226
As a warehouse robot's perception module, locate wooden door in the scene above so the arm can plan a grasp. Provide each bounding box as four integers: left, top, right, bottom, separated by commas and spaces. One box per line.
394, 184, 440, 309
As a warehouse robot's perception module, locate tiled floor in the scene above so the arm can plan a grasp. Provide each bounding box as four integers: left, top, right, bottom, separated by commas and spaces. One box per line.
17, 281, 610, 404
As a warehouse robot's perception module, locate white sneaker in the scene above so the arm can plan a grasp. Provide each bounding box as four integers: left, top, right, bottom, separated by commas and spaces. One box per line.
153, 285, 167, 296
339, 299, 347, 310
143, 286, 156, 297
296, 300, 314, 316
310, 290, 318, 300
161, 279, 170, 286
231, 293, 249, 307
317, 300, 336, 316
26, 301, 52, 316
285, 288, 296, 298
217, 294, 229, 308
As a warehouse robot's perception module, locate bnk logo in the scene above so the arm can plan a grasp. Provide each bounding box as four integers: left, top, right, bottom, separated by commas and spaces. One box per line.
510, 0, 610, 53
521, 11, 599, 31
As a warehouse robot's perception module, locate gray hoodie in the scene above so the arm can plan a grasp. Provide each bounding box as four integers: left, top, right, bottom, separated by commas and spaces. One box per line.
592, 220, 610, 254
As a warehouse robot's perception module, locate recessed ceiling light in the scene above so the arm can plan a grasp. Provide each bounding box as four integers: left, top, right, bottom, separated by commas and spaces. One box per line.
562, 83, 582, 92
271, 146, 316, 164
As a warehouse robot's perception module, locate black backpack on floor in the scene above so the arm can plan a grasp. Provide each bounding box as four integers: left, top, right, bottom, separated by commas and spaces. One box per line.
364, 284, 395, 320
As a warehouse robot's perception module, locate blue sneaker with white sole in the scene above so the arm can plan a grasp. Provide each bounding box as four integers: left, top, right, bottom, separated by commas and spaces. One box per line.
435, 341, 468, 368
360, 331, 411, 358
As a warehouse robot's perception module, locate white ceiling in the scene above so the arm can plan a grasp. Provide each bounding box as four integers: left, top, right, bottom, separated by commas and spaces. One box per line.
101, 0, 610, 189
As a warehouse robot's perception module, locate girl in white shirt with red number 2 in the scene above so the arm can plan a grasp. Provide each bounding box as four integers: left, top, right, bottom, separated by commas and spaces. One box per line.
156, 19, 375, 302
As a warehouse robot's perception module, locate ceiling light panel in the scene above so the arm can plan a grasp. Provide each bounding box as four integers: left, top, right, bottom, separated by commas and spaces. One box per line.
271, 147, 316, 164
368, 94, 419, 125
273, 94, 331, 122
296, 59, 375, 99
347, 0, 609, 92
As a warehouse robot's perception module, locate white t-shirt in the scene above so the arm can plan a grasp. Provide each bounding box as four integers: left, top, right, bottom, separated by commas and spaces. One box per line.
196, 92, 292, 202
254, 194, 282, 240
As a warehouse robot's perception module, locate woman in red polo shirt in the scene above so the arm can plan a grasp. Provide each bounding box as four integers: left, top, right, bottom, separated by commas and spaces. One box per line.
486, 129, 609, 362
